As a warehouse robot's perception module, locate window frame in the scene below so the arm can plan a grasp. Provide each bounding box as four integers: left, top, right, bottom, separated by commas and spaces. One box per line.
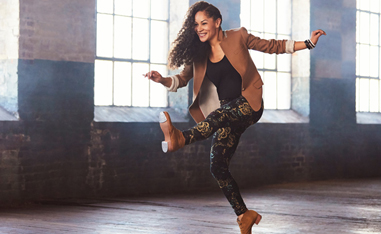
94, 0, 171, 108
355, 0, 381, 113
240, 0, 293, 110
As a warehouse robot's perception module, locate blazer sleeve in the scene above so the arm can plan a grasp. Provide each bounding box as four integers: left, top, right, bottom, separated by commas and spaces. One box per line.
166, 63, 194, 92
239, 27, 291, 54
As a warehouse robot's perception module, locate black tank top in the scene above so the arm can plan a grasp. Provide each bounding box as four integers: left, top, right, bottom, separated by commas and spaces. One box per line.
206, 55, 242, 100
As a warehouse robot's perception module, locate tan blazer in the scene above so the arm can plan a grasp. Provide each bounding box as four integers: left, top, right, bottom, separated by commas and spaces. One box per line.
168, 27, 293, 123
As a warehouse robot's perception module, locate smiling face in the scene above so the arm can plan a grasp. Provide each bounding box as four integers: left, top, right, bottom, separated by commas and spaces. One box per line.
194, 10, 221, 43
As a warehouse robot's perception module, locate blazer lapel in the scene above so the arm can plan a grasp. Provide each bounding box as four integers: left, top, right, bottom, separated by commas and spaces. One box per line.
192, 56, 207, 98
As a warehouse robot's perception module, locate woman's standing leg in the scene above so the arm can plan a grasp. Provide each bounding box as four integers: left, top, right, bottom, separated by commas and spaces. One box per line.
160, 96, 264, 233
210, 127, 248, 216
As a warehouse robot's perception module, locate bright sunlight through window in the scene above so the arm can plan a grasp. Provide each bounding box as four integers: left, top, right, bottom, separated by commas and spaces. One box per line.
240, 0, 292, 110
356, 0, 381, 112
95, 0, 169, 107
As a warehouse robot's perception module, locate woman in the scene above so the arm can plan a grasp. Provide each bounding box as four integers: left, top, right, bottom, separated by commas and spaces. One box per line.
144, 1, 326, 233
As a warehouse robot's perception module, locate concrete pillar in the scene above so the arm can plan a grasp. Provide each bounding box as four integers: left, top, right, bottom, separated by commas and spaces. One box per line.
309, 0, 357, 129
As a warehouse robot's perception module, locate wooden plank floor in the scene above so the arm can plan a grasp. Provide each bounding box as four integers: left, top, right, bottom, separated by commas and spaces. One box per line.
1, 178, 381, 234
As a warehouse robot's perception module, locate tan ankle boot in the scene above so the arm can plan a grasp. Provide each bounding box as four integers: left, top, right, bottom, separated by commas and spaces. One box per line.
159, 111, 185, 153
237, 210, 262, 234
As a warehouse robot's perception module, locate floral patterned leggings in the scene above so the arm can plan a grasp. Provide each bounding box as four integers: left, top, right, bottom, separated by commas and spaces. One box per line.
182, 96, 263, 216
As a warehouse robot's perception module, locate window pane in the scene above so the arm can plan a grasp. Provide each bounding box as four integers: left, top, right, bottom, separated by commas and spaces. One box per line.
359, 78, 370, 112
132, 63, 149, 107
359, 44, 370, 77
114, 16, 132, 59
277, 0, 291, 35
250, 0, 263, 32
378, 47, 381, 79
278, 54, 291, 72
115, 0, 132, 16
370, 13, 379, 45
250, 51, 263, 69
151, 0, 168, 20
251, 31, 263, 38
151, 20, 168, 63
264, 34, 276, 69
264, 54, 276, 70
95, 60, 113, 105
360, 12, 370, 44
370, 0, 380, 13
114, 62, 132, 106
359, 0, 370, 11
264, 33, 276, 40
369, 79, 379, 112
97, 14, 113, 57
133, 0, 149, 18
132, 18, 149, 60
263, 71, 277, 109
97, 0, 113, 14
370, 45, 379, 77
264, 0, 276, 33
277, 34, 291, 41
150, 64, 168, 107
277, 73, 291, 109
356, 44, 360, 76
240, 0, 251, 27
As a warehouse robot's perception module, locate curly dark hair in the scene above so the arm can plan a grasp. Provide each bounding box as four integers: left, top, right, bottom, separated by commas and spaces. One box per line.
168, 1, 222, 69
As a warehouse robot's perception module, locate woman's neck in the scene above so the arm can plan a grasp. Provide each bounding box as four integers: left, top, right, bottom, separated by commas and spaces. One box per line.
208, 29, 223, 48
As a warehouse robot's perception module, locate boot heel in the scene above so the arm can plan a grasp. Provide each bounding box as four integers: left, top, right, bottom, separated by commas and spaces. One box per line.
255, 214, 262, 225
158, 111, 185, 153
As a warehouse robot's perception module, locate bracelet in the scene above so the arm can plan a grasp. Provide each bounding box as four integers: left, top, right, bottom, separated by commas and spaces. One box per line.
309, 39, 316, 48
304, 39, 316, 50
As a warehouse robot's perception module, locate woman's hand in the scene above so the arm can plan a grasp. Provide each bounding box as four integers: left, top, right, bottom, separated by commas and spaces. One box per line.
310, 29, 326, 45
143, 70, 172, 88
143, 70, 163, 83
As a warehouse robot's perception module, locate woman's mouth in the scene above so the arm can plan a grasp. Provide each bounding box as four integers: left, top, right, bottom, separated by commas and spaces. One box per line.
198, 32, 207, 38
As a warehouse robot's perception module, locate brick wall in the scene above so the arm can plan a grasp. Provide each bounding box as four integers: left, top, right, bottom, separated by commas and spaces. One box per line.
1, 0, 381, 204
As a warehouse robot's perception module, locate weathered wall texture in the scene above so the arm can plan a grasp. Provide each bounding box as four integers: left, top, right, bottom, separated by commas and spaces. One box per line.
18, 0, 95, 62
1, 0, 381, 204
